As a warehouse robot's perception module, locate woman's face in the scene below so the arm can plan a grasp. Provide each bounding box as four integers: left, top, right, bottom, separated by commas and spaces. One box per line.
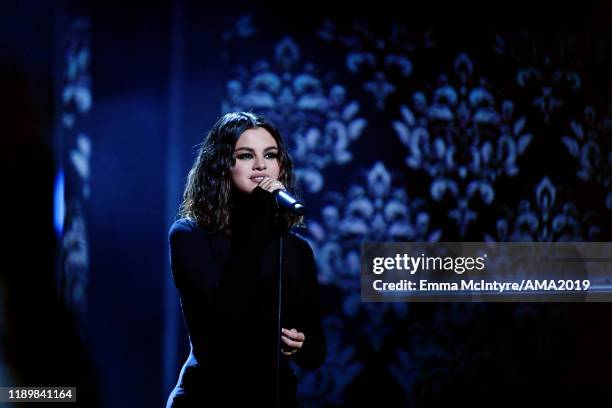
230, 127, 281, 193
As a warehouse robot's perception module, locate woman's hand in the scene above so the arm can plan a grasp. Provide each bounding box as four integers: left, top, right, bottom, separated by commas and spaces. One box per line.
258, 177, 285, 194
281, 328, 305, 356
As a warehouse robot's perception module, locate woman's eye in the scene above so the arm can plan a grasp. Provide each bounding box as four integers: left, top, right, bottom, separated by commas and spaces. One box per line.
236, 152, 277, 160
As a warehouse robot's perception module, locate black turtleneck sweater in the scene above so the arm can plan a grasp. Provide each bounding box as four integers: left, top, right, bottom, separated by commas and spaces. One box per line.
166, 187, 326, 407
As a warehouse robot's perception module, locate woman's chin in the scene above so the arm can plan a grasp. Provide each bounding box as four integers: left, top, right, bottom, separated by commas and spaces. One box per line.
231, 183, 256, 194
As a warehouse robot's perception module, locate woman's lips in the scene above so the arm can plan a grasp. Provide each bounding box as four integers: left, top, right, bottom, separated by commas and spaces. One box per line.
250, 176, 265, 183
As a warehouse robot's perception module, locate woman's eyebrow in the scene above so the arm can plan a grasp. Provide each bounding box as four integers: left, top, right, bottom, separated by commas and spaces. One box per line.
235, 146, 278, 152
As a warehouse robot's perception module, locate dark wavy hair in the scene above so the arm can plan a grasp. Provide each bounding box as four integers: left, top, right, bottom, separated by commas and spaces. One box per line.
179, 111, 302, 231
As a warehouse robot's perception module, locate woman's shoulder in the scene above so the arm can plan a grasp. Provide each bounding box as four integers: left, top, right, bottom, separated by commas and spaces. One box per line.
286, 229, 314, 254
169, 218, 215, 244
170, 217, 198, 234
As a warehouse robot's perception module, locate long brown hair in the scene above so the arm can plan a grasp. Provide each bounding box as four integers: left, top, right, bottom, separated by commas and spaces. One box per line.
179, 112, 302, 231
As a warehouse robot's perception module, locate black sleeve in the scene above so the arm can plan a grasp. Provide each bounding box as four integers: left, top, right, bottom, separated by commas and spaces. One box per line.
292, 240, 327, 369
169, 219, 212, 294
168, 219, 215, 352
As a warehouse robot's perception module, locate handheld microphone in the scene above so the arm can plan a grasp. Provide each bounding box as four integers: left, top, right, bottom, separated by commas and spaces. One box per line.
274, 190, 306, 216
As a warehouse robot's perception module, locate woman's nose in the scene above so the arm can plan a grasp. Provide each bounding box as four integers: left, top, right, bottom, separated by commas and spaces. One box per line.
253, 156, 266, 170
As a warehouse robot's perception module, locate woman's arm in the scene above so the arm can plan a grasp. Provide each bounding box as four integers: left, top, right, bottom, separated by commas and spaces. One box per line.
168, 219, 217, 354
169, 219, 214, 294
291, 240, 327, 369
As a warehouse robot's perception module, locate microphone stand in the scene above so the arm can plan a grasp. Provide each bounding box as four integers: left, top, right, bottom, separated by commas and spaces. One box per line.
275, 232, 283, 408
273, 191, 304, 407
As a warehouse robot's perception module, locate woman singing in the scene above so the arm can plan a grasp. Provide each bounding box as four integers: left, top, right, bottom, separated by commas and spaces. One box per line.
166, 112, 326, 407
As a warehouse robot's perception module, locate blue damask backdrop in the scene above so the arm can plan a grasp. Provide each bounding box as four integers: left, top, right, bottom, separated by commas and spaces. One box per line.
175, 3, 612, 407
1, 1, 610, 407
